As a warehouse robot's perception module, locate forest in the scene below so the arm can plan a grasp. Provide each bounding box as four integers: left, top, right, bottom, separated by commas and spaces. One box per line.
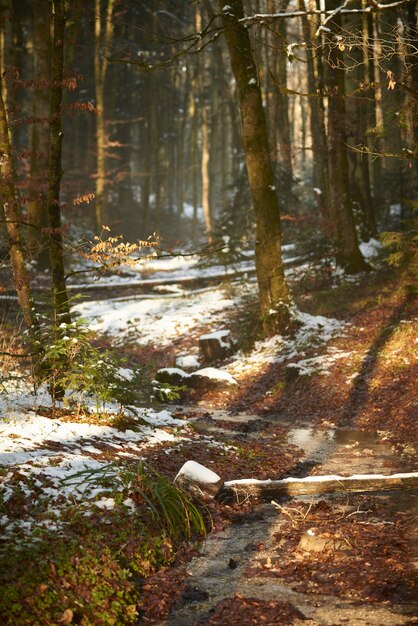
0, 0, 417, 624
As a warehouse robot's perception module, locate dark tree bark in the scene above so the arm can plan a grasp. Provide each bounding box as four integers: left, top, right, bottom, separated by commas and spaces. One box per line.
220, 0, 292, 336
0, 75, 37, 331
0, 72, 43, 381
47, 0, 71, 325
325, 3, 369, 272
27, 0, 51, 264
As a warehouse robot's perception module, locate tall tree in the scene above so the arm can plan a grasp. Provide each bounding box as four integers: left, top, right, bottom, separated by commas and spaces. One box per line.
47, 0, 71, 324
27, 0, 51, 261
299, 0, 330, 224
94, 0, 116, 230
0, 74, 37, 332
324, 2, 369, 272
220, 0, 293, 336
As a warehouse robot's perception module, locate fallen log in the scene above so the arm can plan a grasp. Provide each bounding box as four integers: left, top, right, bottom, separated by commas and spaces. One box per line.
219, 472, 418, 501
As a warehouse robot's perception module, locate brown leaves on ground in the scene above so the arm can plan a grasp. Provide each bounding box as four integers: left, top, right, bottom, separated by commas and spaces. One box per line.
144, 436, 300, 483
214, 274, 418, 447
138, 566, 188, 623
245, 499, 418, 604
201, 595, 307, 625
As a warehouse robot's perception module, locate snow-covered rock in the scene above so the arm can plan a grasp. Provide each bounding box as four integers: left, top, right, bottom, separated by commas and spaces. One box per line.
174, 460, 223, 500
155, 367, 191, 386
175, 354, 201, 370
190, 367, 238, 391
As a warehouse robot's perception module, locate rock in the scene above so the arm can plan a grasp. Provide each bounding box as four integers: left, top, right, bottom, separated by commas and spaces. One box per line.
199, 330, 234, 363
189, 367, 238, 391
174, 460, 224, 501
155, 367, 190, 386
298, 527, 350, 553
175, 354, 201, 370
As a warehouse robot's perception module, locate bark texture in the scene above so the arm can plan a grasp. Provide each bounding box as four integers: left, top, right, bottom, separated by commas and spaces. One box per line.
94, 0, 115, 229
326, 3, 369, 272
220, 0, 292, 335
0, 76, 37, 330
47, 0, 71, 324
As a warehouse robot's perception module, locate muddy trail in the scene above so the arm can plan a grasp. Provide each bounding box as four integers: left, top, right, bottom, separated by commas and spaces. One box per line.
146, 412, 418, 625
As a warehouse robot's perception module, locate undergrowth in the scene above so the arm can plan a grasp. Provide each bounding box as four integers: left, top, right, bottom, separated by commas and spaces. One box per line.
0, 462, 207, 625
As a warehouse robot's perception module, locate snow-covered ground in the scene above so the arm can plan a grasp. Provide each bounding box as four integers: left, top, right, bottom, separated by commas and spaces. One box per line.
0, 376, 190, 539
1, 249, 355, 543
73, 286, 237, 346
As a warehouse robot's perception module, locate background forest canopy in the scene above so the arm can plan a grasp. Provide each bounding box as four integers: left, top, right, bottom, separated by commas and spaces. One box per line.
0, 0, 417, 345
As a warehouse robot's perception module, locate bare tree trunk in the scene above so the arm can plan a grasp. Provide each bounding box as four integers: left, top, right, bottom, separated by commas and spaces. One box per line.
325, 3, 369, 272
0, 76, 37, 331
275, 0, 293, 181
47, 0, 70, 325
27, 0, 50, 263
94, 0, 115, 230
201, 104, 212, 240
220, 0, 292, 336
197, 6, 213, 242
300, 0, 330, 224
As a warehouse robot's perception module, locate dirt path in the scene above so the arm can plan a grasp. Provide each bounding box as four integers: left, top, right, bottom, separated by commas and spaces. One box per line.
159, 419, 418, 625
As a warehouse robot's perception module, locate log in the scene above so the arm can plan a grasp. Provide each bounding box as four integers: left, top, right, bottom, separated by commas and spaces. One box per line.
219, 472, 418, 501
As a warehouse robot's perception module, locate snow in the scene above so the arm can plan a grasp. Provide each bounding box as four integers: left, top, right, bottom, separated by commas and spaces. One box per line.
1, 247, 363, 544
175, 354, 200, 369
389, 203, 401, 217
228, 310, 348, 378
225, 472, 418, 487
0, 373, 189, 539
93, 497, 116, 509
359, 238, 382, 259
73, 288, 236, 346
175, 460, 221, 484
199, 329, 232, 349
192, 368, 237, 385
158, 367, 190, 378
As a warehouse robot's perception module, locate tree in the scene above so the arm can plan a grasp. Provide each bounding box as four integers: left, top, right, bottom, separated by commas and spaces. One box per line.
219, 0, 293, 336
0, 69, 43, 379
47, 0, 71, 325
0, 72, 37, 331
323, 1, 369, 272
94, 0, 116, 230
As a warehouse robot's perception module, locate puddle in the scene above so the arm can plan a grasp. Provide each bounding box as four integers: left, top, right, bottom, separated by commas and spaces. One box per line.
286, 427, 403, 476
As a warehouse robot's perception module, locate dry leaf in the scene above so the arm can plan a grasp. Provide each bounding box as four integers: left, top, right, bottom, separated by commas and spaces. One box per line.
57, 608, 74, 625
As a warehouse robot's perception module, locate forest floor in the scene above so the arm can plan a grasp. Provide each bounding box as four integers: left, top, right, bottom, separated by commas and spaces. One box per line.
0, 249, 417, 625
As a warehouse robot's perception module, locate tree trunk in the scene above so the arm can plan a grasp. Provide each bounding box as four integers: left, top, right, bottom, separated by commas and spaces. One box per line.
47, 0, 71, 325
0, 76, 37, 331
201, 104, 212, 240
197, 5, 213, 243
325, 3, 369, 272
220, 472, 418, 501
27, 0, 51, 263
94, 0, 115, 230
299, 0, 330, 224
220, 0, 292, 336
275, 0, 293, 181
